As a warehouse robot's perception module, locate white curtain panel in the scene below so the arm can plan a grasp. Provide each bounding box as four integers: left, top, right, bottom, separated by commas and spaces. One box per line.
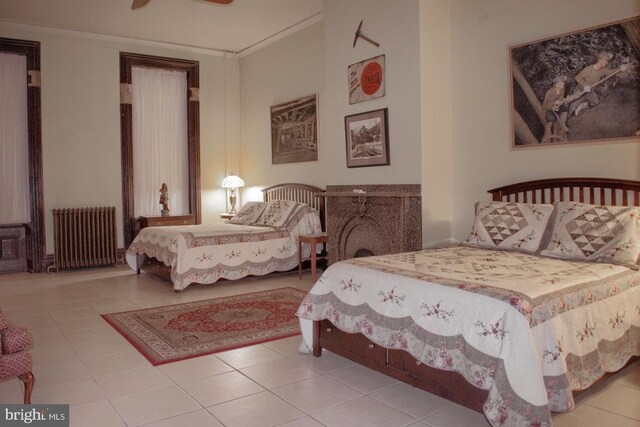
132, 67, 189, 217
0, 53, 30, 224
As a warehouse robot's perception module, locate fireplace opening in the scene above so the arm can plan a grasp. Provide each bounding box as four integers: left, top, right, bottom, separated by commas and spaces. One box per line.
354, 248, 375, 258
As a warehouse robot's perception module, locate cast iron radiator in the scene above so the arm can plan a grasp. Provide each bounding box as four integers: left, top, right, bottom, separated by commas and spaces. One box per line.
51, 207, 118, 271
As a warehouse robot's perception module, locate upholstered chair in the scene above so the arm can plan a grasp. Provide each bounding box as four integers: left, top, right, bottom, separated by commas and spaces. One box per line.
0, 308, 34, 404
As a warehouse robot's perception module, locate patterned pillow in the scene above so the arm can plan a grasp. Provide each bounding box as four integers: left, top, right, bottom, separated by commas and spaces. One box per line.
464, 201, 555, 254
257, 200, 305, 228
228, 201, 269, 225
540, 202, 640, 269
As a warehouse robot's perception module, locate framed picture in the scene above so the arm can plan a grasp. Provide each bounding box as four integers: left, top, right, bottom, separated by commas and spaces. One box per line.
348, 55, 385, 104
271, 94, 318, 164
344, 108, 389, 168
510, 16, 639, 148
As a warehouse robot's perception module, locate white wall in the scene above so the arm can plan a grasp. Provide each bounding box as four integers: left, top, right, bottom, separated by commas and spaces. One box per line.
448, 0, 640, 240
0, 23, 234, 253
239, 0, 423, 204
420, 0, 453, 245
239, 21, 325, 200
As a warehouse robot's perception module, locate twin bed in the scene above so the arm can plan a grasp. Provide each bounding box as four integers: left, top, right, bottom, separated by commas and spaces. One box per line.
125, 177, 640, 426
126, 183, 325, 291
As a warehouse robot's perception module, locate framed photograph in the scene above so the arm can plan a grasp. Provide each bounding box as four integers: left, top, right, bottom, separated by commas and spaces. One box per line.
348, 55, 385, 104
510, 16, 639, 148
344, 108, 389, 168
271, 94, 318, 164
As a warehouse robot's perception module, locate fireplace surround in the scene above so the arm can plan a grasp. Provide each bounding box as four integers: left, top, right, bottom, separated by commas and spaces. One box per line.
322, 185, 421, 264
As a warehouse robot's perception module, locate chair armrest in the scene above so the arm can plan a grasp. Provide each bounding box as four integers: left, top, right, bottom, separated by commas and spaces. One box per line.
1, 327, 32, 354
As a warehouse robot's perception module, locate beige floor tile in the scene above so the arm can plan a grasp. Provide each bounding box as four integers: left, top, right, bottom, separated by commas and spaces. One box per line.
88, 298, 140, 314
277, 416, 326, 427
265, 336, 356, 373
63, 324, 122, 344
327, 363, 398, 393
158, 355, 233, 384
141, 409, 224, 427
30, 327, 69, 349
240, 357, 320, 389
579, 383, 640, 420
83, 350, 152, 378
312, 395, 415, 427
71, 336, 133, 360
272, 375, 362, 413
370, 382, 453, 419
55, 315, 108, 332
31, 343, 80, 368
216, 344, 288, 369
50, 307, 100, 322
615, 360, 640, 391
552, 404, 640, 427
110, 385, 201, 426
421, 403, 490, 427
31, 358, 92, 388
0, 378, 25, 404
70, 401, 126, 427
32, 378, 106, 407
95, 367, 175, 398
207, 391, 304, 427
181, 371, 265, 407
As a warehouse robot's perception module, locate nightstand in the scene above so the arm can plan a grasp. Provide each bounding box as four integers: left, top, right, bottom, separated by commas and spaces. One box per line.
220, 213, 235, 219
138, 214, 196, 229
298, 232, 328, 283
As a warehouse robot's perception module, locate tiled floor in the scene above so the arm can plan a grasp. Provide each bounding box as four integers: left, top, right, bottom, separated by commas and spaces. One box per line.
0, 267, 639, 426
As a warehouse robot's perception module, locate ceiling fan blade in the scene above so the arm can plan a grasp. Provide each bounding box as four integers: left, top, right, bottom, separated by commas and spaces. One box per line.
204, 0, 234, 4
131, 0, 151, 10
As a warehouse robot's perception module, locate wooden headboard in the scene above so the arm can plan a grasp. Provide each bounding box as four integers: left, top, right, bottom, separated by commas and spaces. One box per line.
488, 178, 640, 206
262, 183, 326, 230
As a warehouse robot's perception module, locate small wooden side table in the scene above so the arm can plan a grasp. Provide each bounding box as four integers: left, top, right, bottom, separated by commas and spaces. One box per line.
298, 233, 327, 283
220, 213, 235, 219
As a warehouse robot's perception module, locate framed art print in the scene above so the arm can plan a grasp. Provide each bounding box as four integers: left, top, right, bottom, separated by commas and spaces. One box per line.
344, 108, 389, 168
271, 94, 318, 164
510, 16, 639, 148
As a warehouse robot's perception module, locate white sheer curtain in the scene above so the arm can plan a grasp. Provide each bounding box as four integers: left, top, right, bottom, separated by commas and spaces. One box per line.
0, 53, 30, 224
132, 67, 189, 217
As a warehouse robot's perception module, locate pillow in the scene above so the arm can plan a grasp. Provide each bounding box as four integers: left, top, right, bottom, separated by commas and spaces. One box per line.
257, 200, 306, 228
540, 202, 640, 269
228, 201, 269, 225
464, 201, 555, 254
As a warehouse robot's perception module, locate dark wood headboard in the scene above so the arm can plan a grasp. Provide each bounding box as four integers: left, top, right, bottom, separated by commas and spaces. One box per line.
488, 177, 640, 206
262, 183, 326, 230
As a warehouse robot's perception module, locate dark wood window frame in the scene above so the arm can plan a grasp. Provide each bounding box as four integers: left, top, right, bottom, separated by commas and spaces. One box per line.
120, 52, 201, 246
0, 37, 45, 273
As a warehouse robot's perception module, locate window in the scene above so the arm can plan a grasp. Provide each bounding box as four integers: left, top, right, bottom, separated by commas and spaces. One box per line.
120, 53, 200, 245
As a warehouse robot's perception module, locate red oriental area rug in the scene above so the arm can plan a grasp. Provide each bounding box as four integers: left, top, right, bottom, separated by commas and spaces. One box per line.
102, 287, 307, 365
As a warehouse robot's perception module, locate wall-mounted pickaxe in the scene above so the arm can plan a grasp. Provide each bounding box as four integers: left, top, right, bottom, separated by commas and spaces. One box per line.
353, 20, 380, 48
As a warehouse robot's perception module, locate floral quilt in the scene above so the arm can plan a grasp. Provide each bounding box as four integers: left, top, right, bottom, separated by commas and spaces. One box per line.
297, 246, 640, 426
126, 207, 321, 290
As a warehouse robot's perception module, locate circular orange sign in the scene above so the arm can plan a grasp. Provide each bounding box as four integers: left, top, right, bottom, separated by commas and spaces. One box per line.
360, 62, 383, 96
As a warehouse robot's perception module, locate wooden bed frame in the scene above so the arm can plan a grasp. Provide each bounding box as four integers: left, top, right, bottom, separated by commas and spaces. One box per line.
312, 177, 640, 413
137, 182, 325, 286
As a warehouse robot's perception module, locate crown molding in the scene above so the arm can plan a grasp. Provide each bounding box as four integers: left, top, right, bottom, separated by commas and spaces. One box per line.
237, 11, 323, 58
0, 11, 324, 58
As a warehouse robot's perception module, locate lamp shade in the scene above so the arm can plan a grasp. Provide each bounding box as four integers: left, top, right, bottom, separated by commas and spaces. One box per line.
221, 174, 245, 188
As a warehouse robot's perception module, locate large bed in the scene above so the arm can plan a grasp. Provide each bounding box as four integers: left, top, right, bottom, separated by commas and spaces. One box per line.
297, 177, 640, 427
126, 183, 325, 291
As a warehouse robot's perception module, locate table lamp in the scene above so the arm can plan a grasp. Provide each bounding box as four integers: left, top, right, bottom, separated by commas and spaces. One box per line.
221, 174, 245, 214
